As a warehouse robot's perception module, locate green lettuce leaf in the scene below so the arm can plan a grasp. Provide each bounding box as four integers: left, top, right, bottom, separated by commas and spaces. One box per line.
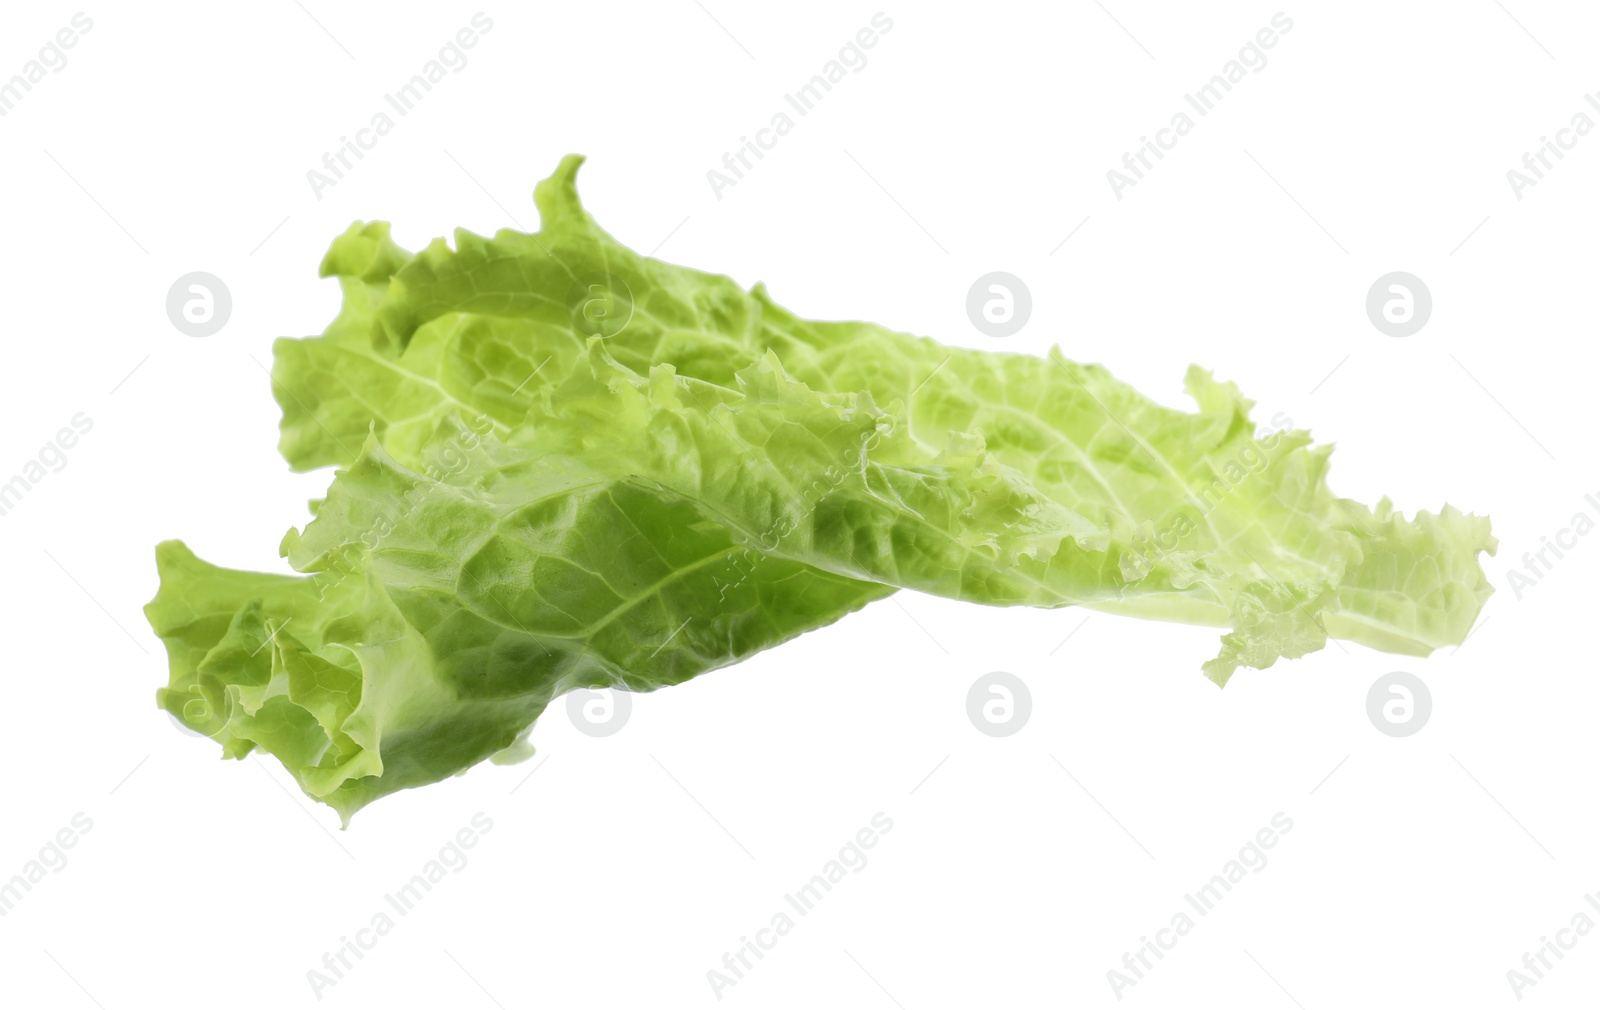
149, 451, 890, 823
147, 155, 1495, 820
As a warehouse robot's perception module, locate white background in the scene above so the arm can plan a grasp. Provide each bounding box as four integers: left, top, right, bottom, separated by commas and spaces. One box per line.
0, 2, 1595, 1007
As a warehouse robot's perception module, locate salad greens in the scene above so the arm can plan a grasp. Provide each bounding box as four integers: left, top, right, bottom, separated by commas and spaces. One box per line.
145, 156, 1495, 822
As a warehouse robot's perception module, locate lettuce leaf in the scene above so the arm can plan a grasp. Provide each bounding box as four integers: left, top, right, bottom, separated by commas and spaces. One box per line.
146, 156, 1495, 821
